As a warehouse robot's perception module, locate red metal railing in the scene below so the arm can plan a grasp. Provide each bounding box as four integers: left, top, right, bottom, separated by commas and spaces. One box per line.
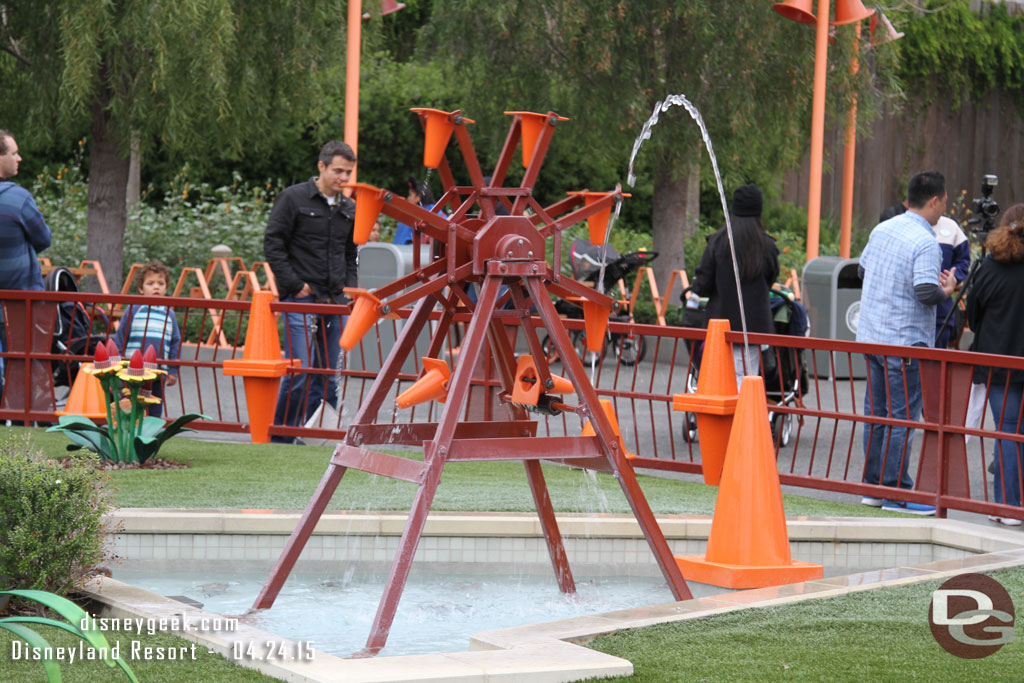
2, 288, 1022, 521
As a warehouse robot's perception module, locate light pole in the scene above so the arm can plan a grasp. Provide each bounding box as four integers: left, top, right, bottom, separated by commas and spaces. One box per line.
345, 1, 406, 185
772, 0, 873, 261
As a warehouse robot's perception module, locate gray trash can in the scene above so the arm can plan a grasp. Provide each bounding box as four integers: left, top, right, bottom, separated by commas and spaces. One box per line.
351, 243, 433, 373
802, 256, 865, 379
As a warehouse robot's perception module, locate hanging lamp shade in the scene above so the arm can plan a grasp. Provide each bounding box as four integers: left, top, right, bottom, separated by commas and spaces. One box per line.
363, 0, 406, 19
771, 0, 816, 25
831, 0, 874, 26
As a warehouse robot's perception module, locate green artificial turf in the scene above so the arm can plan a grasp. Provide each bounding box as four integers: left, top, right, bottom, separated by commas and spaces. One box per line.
5, 426, 905, 517
0, 625, 275, 682
588, 566, 1024, 682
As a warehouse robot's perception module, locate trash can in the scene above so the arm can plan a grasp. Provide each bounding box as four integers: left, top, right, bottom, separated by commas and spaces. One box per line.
351, 243, 434, 373
802, 256, 865, 379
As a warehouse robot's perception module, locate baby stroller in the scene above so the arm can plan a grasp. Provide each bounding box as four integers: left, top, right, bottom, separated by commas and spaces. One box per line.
542, 240, 658, 366
45, 267, 109, 392
681, 284, 809, 447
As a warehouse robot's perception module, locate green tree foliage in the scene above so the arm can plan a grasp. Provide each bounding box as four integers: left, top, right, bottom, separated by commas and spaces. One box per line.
419, 0, 893, 284
894, 0, 1024, 109
0, 0, 348, 290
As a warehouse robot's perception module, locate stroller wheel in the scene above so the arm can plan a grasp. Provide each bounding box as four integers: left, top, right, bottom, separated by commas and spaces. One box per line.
573, 331, 604, 365
682, 413, 698, 443
540, 335, 560, 365
616, 334, 646, 366
771, 412, 793, 448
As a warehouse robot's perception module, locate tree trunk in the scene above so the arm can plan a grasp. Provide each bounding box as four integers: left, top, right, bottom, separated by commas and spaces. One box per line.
651, 154, 700, 299
86, 97, 129, 293
126, 131, 141, 213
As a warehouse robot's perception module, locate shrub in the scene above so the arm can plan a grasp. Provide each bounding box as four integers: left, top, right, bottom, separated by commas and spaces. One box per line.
0, 436, 111, 598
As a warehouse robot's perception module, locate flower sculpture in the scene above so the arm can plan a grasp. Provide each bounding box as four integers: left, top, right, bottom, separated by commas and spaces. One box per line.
47, 344, 207, 465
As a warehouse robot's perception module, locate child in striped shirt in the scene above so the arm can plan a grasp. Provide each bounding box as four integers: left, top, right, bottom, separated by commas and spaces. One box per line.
113, 261, 181, 417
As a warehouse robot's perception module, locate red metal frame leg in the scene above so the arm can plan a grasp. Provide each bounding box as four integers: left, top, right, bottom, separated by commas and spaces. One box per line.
253, 463, 349, 609
527, 277, 693, 601
362, 276, 503, 655
524, 459, 576, 593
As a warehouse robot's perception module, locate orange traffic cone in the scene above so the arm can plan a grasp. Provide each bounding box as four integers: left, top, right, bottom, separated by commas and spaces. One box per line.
582, 398, 636, 459
340, 288, 385, 351
56, 363, 108, 420
672, 318, 738, 485
581, 299, 612, 354
345, 183, 385, 244
511, 355, 574, 405
504, 111, 569, 168
567, 191, 632, 245
223, 291, 299, 443
674, 376, 823, 588
411, 108, 463, 168
395, 357, 450, 409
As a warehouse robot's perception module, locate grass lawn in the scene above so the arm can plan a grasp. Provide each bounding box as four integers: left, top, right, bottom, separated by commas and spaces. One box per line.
589, 566, 1024, 682
0, 626, 275, 682
3, 426, 902, 517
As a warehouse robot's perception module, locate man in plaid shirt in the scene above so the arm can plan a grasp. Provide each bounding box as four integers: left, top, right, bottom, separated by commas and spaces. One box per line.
856, 171, 957, 516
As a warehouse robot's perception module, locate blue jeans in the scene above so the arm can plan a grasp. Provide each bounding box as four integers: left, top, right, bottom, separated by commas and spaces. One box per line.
272, 296, 343, 443
863, 354, 921, 491
988, 382, 1023, 508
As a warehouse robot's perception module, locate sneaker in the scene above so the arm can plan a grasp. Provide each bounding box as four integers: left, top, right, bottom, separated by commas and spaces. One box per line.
881, 500, 937, 516
987, 515, 1023, 527
860, 496, 884, 507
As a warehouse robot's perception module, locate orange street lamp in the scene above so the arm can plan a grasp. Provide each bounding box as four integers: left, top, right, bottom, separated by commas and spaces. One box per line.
345, 1, 406, 186
772, 0, 873, 262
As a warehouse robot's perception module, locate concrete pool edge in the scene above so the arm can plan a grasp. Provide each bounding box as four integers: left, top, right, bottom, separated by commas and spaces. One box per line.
81, 511, 1024, 682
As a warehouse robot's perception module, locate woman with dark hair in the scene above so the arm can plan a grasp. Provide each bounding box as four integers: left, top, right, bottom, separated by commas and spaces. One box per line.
691, 184, 780, 384
967, 202, 1024, 526
393, 178, 437, 245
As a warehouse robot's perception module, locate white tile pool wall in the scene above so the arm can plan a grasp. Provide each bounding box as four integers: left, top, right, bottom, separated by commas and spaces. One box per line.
110, 532, 970, 575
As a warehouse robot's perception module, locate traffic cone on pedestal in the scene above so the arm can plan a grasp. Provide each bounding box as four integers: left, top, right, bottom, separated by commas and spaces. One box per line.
223, 291, 299, 443
672, 318, 738, 485
674, 376, 823, 588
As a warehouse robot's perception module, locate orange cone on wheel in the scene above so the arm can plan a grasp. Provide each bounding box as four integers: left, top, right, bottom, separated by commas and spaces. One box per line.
674, 376, 823, 588
672, 318, 738, 485
395, 357, 450, 409
582, 399, 636, 459
512, 355, 574, 405
581, 299, 612, 353
340, 288, 385, 351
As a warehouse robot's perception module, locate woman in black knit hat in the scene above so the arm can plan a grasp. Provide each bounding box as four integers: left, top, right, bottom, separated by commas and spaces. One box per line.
690, 183, 780, 383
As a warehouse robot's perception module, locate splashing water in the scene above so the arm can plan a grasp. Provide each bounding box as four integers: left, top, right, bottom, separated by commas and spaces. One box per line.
614, 94, 751, 360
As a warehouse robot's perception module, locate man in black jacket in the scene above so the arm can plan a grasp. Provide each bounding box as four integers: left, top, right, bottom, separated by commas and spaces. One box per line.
264, 141, 358, 442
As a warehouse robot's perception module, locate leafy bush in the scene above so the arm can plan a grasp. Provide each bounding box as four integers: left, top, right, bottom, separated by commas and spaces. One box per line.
0, 436, 111, 598
30, 156, 276, 275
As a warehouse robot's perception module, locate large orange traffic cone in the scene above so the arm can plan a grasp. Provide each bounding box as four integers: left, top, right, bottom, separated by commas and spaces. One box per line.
56, 363, 108, 420
223, 291, 299, 443
345, 183, 385, 244
395, 357, 450, 409
672, 318, 738, 485
511, 355, 574, 405
674, 376, 823, 588
567, 191, 632, 245
340, 288, 385, 351
582, 398, 636, 459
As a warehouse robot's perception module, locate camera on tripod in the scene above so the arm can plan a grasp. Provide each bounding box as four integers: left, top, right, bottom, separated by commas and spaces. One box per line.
967, 174, 1000, 238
